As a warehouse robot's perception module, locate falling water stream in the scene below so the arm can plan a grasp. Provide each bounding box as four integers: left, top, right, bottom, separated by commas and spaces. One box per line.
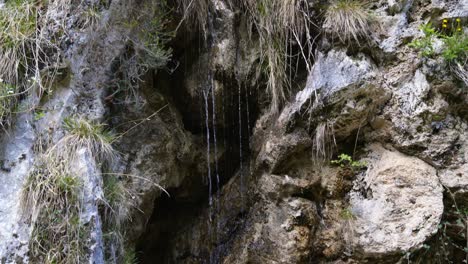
202, 89, 213, 211
238, 82, 244, 207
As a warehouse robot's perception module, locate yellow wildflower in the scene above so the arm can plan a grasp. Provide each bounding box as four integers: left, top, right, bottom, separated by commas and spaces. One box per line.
442, 24, 447, 28
443, 19, 448, 23
456, 18, 461, 22
457, 27, 462, 31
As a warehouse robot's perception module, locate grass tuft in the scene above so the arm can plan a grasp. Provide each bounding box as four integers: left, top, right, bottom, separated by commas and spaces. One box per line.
47, 117, 116, 162
238, 0, 316, 113
323, 0, 374, 45
22, 156, 90, 264
0, 0, 72, 127
22, 118, 116, 263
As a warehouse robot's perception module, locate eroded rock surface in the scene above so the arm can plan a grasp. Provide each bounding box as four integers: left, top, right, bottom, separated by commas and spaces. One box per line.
0, 0, 466, 263
350, 144, 443, 257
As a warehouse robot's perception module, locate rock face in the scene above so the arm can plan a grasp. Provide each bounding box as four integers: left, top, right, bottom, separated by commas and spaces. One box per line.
0, 112, 35, 262
0, 0, 467, 263
350, 144, 443, 257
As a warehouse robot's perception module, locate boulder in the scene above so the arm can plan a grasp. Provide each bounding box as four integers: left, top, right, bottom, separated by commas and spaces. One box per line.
350, 144, 443, 257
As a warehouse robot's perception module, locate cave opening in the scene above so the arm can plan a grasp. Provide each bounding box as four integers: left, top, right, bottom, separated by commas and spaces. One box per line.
132, 19, 261, 263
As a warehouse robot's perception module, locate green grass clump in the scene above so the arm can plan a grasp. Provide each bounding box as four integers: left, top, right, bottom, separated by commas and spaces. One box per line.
324, 0, 374, 45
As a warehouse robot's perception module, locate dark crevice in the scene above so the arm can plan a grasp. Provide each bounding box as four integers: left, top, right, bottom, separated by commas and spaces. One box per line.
133, 19, 259, 263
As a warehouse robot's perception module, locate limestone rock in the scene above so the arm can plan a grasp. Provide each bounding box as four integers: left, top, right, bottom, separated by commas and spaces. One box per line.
350, 144, 444, 256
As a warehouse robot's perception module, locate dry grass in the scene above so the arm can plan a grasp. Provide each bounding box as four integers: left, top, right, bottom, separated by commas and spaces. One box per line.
175, 0, 210, 36
451, 61, 468, 86
312, 121, 336, 164
340, 207, 356, 256
233, 0, 316, 113
47, 117, 115, 162
323, 0, 374, 45
22, 156, 89, 264
175, 0, 317, 113
0, 0, 80, 127
22, 118, 116, 263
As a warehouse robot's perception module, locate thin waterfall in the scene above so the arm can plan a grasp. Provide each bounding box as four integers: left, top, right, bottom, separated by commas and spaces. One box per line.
203, 89, 213, 212
210, 78, 220, 196
238, 82, 244, 206
244, 84, 251, 140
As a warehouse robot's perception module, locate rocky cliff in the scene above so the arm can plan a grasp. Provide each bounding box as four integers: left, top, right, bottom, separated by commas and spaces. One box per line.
0, 0, 467, 263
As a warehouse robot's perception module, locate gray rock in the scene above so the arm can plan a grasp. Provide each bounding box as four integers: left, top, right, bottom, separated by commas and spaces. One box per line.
350, 144, 443, 256
0, 111, 35, 263
282, 49, 377, 121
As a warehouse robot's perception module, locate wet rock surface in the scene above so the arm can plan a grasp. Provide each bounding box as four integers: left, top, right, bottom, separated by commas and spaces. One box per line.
0, 0, 467, 263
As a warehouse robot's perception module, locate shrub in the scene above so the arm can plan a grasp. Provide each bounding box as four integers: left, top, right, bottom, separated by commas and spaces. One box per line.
112, 2, 173, 105
323, 0, 374, 45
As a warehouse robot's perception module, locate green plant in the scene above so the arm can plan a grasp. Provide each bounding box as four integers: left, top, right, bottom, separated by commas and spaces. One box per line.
323, 0, 375, 45
331, 153, 367, 170
123, 249, 139, 264
408, 23, 437, 57
409, 19, 467, 85
340, 207, 356, 220
441, 32, 468, 62
34, 110, 46, 121
111, 2, 173, 105
409, 20, 467, 63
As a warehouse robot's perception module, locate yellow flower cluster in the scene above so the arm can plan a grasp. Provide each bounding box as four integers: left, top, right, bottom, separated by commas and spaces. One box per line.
442, 18, 448, 28
442, 18, 463, 31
